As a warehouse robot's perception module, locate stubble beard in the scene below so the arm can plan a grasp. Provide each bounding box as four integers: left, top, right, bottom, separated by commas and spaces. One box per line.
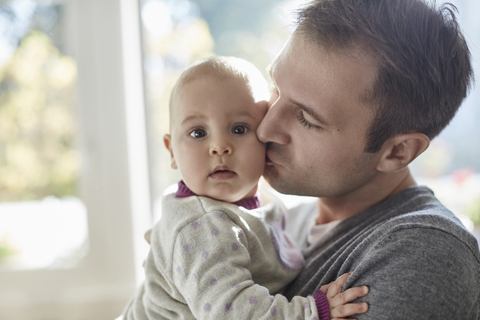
262, 151, 318, 197
263, 148, 377, 199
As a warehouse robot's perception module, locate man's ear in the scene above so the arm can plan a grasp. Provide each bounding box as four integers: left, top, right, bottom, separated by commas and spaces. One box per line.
376, 133, 430, 173
163, 134, 178, 169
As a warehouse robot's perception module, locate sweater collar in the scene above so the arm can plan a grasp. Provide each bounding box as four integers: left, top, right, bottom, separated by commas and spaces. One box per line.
175, 180, 260, 210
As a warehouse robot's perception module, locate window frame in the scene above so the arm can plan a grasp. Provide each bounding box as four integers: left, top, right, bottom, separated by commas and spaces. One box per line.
0, 0, 151, 318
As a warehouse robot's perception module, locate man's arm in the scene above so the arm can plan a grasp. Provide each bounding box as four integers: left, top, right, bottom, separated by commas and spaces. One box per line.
349, 228, 480, 319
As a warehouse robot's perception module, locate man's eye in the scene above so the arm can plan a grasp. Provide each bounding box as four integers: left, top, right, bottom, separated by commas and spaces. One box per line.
297, 111, 322, 131
232, 125, 247, 135
189, 129, 207, 138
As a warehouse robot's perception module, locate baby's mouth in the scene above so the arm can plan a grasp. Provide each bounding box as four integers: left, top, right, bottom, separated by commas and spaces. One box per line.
210, 165, 236, 180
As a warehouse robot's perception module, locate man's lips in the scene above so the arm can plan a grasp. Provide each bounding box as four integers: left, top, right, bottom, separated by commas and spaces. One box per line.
265, 151, 277, 166
209, 165, 236, 180
265, 155, 274, 165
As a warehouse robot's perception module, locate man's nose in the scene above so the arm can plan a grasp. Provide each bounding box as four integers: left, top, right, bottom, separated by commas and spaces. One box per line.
257, 100, 291, 145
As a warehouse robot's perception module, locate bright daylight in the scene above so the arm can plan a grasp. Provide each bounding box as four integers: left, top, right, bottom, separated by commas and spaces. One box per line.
0, 0, 479, 319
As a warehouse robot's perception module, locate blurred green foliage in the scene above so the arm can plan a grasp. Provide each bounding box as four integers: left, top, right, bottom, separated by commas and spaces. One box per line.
194, 0, 287, 67
0, 237, 19, 261
0, 31, 79, 203
466, 198, 480, 226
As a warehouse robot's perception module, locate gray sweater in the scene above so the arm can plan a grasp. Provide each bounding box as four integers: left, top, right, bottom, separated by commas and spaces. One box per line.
284, 186, 480, 319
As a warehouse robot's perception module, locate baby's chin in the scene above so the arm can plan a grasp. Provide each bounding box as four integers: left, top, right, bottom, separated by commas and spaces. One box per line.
200, 192, 247, 204
182, 177, 259, 203
196, 186, 258, 204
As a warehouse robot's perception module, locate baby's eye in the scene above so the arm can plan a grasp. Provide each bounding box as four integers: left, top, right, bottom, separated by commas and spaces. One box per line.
232, 125, 248, 135
189, 129, 207, 138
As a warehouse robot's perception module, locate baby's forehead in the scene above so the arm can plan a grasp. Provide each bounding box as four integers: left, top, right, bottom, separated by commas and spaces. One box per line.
180, 66, 247, 88
169, 58, 269, 126
172, 70, 253, 107
170, 74, 259, 120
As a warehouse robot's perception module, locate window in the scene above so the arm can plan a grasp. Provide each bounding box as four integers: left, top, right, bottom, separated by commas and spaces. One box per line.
1, 0, 478, 319
0, 0, 149, 318
0, 0, 87, 271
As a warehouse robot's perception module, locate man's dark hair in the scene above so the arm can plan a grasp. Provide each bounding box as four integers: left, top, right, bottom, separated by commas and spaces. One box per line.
296, 0, 474, 153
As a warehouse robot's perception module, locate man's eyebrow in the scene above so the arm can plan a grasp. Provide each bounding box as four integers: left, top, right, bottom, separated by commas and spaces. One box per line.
267, 61, 328, 126
291, 99, 330, 127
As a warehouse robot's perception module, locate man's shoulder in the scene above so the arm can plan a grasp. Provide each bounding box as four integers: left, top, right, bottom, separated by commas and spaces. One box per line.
366, 185, 478, 251
301, 184, 480, 273
351, 225, 480, 319
351, 194, 480, 319
314, 187, 479, 318
346, 186, 459, 232
283, 186, 480, 316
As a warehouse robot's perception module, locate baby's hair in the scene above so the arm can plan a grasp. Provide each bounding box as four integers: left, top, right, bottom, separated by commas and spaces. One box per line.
169, 56, 269, 114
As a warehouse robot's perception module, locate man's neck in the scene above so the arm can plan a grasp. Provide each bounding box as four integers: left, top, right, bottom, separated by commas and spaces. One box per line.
315, 168, 416, 225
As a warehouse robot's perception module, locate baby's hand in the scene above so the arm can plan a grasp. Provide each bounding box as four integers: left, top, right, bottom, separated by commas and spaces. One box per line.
320, 272, 369, 320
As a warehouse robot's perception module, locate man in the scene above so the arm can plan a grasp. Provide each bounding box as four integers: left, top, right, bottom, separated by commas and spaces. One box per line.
256, 0, 479, 318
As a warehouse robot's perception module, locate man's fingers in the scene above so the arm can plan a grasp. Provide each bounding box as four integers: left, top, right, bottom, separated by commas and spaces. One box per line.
326, 272, 353, 297
331, 302, 369, 319
144, 229, 152, 244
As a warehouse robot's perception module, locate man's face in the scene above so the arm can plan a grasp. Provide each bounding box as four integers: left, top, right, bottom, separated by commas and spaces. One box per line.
166, 74, 267, 203
257, 34, 381, 198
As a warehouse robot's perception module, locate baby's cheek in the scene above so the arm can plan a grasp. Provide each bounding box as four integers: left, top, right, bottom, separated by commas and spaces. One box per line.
244, 143, 266, 177
179, 163, 204, 191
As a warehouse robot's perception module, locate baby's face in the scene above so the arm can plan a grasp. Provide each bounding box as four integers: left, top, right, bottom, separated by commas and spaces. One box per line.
165, 75, 268, 203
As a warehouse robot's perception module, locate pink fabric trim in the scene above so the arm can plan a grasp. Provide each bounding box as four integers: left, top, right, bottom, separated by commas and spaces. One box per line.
313, 289, 330, 320
175, 181, 260, 210
176, 181, 197, 198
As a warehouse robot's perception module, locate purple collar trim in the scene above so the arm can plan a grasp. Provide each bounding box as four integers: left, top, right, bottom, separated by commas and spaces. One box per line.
175, 181, 260, 210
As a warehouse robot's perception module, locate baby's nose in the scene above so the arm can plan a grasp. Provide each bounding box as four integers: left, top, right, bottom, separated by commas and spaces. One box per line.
210, 141, 232, 155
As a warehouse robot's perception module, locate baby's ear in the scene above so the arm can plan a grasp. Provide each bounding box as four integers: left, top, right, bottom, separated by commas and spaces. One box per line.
163, 134, 178, 169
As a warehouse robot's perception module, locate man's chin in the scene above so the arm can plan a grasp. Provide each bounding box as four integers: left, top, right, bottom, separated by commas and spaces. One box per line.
262, 165, 278, 183
263, 167, 315, 197
263, 166, 292, 194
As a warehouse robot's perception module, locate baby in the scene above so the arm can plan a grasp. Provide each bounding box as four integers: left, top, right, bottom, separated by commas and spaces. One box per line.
121, 56, 368, 319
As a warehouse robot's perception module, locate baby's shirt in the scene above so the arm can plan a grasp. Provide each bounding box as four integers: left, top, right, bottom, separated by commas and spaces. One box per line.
121, 183, 329, 320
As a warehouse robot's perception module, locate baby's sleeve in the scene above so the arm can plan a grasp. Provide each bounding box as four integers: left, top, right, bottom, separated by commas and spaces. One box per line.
170, 211, 328, 320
